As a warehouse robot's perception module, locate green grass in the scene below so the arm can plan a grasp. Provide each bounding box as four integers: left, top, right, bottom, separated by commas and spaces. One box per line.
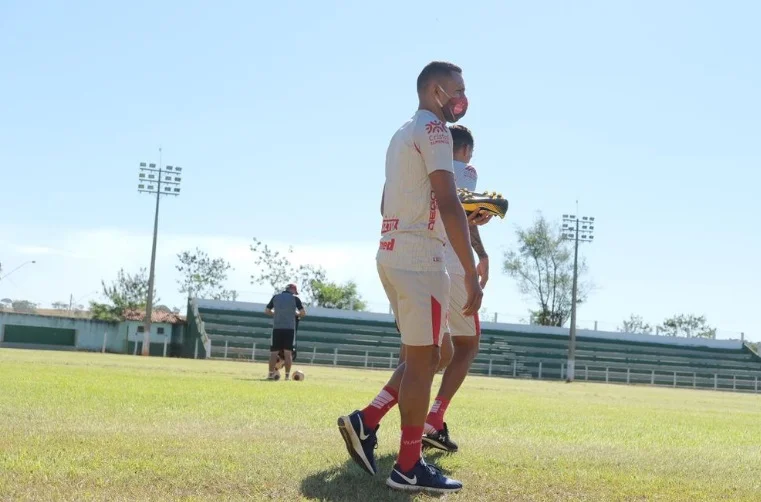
1, 349, 760, 501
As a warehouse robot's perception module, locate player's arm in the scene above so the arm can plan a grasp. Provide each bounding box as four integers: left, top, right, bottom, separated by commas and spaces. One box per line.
265, 298, 274, 316
295, 297, 306, 319
470, 224, 487, 260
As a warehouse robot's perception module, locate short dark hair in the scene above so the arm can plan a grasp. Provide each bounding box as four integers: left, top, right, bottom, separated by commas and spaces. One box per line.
417, 61, 462, 93
449, 125, 474, 152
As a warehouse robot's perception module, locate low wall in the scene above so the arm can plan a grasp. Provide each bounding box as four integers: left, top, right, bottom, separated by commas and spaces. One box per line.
0, 312, 125, 353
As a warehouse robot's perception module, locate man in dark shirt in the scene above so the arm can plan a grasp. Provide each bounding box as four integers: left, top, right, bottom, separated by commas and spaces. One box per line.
265, 283, 306, 380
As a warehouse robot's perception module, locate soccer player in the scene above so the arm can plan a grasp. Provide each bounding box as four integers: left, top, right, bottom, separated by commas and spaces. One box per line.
421, 124, 490, 453
264, 284, 306, 380
396, 125, 491, 451
337, 61, 483, 494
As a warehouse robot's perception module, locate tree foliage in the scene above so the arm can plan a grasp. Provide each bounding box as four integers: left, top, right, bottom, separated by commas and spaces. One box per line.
250, 238, 328, 304
90, 268, 155, 321
503, 215, 590, 327
11, 300, 37, 314
657, 314, 716, 339
176, 248, 236, 300
618, 314, 653, 334
312, 280, 366, 311
250, 237, 365, 309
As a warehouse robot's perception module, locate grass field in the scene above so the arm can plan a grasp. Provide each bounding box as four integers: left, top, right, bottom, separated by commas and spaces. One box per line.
1, 349, 760, 501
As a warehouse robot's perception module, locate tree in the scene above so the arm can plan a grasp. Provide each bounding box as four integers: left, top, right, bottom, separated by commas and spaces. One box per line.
11, 300, 37, 314
176, 248, 237, 300
250, 237, 327, 304
657, 314, 716, 339
90, 268, 156, 321
618, 314, 653, 334
503, 214, 590, 327
51, 301, 68, 310
217, 289, 238, 301
312, 280, 367, 311
0, 298, 10, 311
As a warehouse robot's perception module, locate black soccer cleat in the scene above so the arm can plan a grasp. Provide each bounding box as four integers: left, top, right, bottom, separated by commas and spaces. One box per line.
422, 422, 459, 453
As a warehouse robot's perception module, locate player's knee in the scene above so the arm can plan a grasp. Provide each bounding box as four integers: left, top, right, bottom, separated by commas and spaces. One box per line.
453, 337, 480, 362
404, 345, 440, 375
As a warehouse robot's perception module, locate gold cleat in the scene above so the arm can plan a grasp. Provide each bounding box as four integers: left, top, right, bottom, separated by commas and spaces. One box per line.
457, 188, 509, 219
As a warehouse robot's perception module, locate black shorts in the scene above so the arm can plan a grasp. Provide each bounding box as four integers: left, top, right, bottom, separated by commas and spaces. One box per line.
270, 328, 295, 352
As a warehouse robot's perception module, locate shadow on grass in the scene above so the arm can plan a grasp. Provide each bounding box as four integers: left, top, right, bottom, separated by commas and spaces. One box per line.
300, 451, 453, 502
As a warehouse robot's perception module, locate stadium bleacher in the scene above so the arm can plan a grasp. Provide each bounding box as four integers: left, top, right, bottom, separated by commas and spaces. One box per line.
186, 298, 761, 393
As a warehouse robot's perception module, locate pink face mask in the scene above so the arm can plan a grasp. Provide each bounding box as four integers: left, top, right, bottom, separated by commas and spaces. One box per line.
436, 86, 468, 123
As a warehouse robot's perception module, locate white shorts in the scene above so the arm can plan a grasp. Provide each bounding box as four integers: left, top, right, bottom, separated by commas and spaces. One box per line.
446, 273, 481, 337
377, 262, 450, 347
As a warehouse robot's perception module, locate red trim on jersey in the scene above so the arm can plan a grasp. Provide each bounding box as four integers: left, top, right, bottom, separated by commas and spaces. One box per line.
413, 142, 421, 154
431, 296, 442, 346
474, 312, 481, 339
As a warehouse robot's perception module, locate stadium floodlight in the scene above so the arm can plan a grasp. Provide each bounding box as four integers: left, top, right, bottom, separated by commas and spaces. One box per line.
137, 148, 183, 356
561, 208, 596, 383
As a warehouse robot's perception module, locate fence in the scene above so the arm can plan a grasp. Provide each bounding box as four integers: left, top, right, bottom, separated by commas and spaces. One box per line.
197, 339, 761, 394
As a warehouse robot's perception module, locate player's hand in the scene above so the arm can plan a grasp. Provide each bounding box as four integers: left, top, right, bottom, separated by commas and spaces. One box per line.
477, 256, 489, 289
467, 210, 493, 226
462, 270, 483, 317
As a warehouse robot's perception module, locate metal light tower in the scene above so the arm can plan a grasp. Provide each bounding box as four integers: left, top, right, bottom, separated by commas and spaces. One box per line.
137, 149, 182, 356
561, 211, 595, 382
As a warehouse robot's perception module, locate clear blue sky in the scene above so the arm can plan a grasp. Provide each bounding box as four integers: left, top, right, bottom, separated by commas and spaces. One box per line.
1, 1, 759, 340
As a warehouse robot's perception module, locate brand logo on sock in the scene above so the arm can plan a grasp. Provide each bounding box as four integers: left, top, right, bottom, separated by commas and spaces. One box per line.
394, 470, 417, 485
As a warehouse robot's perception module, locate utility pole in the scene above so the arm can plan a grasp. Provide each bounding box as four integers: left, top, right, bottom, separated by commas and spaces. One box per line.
561, 208, 596, 382
0, 260, 36, 282
137, 149, 183, 356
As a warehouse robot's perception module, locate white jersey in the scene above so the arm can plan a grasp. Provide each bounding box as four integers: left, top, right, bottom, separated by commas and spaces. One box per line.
443, 160, 478, 276
376, 110, 455, 272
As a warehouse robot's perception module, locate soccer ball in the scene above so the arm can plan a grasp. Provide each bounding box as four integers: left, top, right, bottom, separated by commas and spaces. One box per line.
293, 370, 305, 381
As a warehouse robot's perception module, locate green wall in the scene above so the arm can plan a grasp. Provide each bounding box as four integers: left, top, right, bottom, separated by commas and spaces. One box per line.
3, 324, 76, 346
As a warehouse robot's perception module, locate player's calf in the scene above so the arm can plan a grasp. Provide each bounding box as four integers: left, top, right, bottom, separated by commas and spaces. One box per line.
423, 335, 480, 452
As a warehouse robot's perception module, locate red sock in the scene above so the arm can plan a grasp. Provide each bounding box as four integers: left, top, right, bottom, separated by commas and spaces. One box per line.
361, 385, 398, 429
397, 426, 424, 472
425, 396, 451, 431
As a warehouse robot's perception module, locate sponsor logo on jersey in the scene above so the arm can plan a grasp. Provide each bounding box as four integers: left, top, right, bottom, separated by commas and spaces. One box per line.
381, 218, 399, 234
427, 191, 438, 230
426, 120, 450, 146
379, 239, 396, 251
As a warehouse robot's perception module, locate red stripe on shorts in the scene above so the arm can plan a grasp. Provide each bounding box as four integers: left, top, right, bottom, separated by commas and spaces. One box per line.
474, 312, 481, 338
431, 296, 442, 346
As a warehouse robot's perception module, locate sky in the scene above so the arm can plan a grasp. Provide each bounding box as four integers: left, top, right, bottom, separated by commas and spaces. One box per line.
1, 1, 759, 341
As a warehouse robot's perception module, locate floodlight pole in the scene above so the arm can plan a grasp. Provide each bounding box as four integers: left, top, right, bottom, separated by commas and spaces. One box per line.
143, 158, 162, 356
137, 149, 182, 356
562, 208, 595, 383
568, 218, 580, 382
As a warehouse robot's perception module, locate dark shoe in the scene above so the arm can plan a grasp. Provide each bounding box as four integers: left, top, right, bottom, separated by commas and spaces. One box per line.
386, 458, 462, 493
337, 410, 378, 475
422, 422, 459, 453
